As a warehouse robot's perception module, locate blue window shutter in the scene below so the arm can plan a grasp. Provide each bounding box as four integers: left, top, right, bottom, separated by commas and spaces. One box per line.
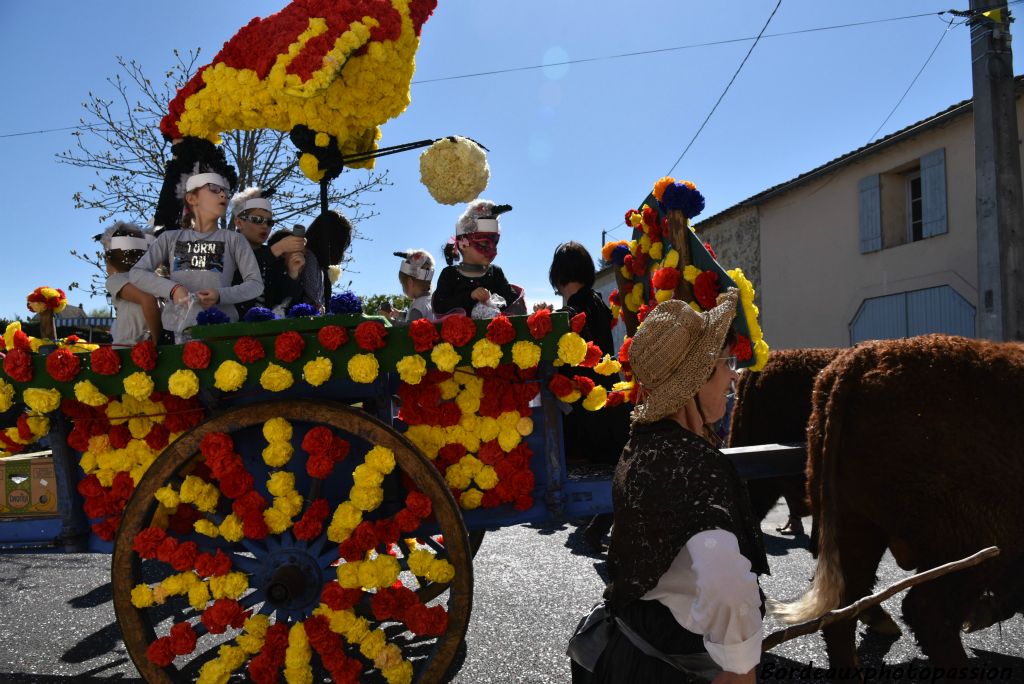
920, 148, 947, 238
858, 174, 882, 253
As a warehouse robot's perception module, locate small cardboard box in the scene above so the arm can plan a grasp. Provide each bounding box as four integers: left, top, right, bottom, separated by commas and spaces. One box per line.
0, 452, 58, 517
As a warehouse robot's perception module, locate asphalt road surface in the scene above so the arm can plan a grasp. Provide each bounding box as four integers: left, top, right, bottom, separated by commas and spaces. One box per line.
0, 504, 1021, 683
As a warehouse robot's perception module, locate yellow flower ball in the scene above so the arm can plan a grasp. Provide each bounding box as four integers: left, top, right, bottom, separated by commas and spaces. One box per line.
557, 333, 588, 366
396, 354, 427, 385
130, 584, 155, 608
516, 416, 534, 436
347, 354, 380, 384
444, 464, 472, 490
260, 363, 295, 392
168, 369, 200, 399
365, 445, 396, 474
303, 357, 332, 387
23, 387, 61, 414
73, 380, 108, 407
460, 488, 483, 509
262, 416, 293, 443
219, 515, 245, 542
382, 660, 414, 684
262, 441, 294, 468
471, 338, 503, 369
430, 342, 461, 373
583, 386, 608, 411
0, 379, 13, 413
188, 582, 211, 612
683, 264, 701, 284
154, 485, 180, 510
193, 519, 220, 538
419, 136, 490, 205
122, 372, 154, 401
649, 241, 664, 260
267, 471, 297, 497
214, 360, 247, 392
350, 485, 384, 512
511, 340, 541, 370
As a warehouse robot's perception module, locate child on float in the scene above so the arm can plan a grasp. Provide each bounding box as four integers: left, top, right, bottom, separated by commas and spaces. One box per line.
432, 199, 520, 318
229, 187, 307, 318
130, 171, 263, 343
97, 222, 161, 346
387, 249, 435, 323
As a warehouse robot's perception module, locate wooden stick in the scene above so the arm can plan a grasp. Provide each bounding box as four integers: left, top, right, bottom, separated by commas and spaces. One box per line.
762, 546, 1001, 651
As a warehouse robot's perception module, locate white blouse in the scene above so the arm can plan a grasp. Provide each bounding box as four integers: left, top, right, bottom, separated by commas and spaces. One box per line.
641, 528, 763, 675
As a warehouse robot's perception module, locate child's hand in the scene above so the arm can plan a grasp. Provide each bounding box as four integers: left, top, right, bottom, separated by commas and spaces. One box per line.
471, 287, 491, 303
196, 289, 220, 308
171, 286, 190, 306
286, 251, 305, 279
270, 236, 306, 257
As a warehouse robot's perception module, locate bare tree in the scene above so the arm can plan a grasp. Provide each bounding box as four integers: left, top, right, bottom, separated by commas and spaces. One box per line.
60, 49, 389, 296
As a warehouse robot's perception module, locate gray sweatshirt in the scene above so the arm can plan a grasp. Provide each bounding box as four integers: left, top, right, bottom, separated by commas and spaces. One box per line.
129, 228, 263, 329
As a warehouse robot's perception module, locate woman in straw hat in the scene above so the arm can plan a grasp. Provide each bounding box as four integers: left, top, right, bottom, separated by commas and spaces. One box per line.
571, 289, 769, 684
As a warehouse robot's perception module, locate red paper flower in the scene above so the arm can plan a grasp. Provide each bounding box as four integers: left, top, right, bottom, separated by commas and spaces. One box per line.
731, 333, 753, 362
170, 541, 199, 572
201, 598, 246, 634
636, 304, 651, 324
618, 337, 633, 365
441, 315, 476, 347
234, 336, 265, 363
293, 498, 330, 540
89, 346, 122, 375
232, 490, 267, 519
485, 315, 516, 345
146, 637, 176, 667
526, 309, 553, 340
200, 432, 234, 461
108, 424, 131, 449
605, 391, 625, 408
306, 452, 335, 479
131, 340, 158, 371
182, 341, 212, 369
320, 582, 362, 611
45, 348, 81, 382
242, 511, 270, 540
694, 270, 721, 311
548, 374, 575, 399
651, 267, 680, 292
408, 318, 440, 352
354, 321, 388, 351
406, 491, 432, 519
218, 467, 254, 500
274, 331, 305, 362
704, 241, 717, 259
301, 426, 334, 456
570, 313, 587, 334
579, 342, 602, 368
132, 526, 167, 559
195, 550, 232, 577
168, 503, 203, 536
317, 325, 348, 351
91, 516, 121, 541
145, 423, 170, 451
574, 375, 596, 397
3, 348, 33, 383
169, 622, 198, 655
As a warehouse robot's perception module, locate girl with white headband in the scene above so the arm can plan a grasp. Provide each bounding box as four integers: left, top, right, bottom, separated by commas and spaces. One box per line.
391, 249, 436, 323
97, 222, 161, 346
130, 170, 263, 342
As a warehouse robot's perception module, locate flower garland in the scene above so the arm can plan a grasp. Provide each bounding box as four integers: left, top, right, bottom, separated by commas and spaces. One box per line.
26, 286, 67, 314
419, 136, 490, 205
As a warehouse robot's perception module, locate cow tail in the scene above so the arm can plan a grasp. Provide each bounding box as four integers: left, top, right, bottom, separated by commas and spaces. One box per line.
768, 350, 862, 624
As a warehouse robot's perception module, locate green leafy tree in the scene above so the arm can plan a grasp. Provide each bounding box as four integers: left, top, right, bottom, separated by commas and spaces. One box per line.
61, 49, 390, 296
360, 294, 411, 317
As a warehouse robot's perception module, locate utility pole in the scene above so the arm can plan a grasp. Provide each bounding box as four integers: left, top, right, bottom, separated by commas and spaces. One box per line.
970, 0, 1024, 341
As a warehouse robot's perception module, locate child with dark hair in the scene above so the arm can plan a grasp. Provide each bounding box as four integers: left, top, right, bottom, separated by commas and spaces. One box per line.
97, 222, 162, 345
304, 210, 353, 310
433, 199, 520, 318
393, 249, 436, 322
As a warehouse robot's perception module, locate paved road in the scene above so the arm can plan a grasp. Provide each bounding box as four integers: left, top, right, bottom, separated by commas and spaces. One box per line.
0, 504, 1021, 683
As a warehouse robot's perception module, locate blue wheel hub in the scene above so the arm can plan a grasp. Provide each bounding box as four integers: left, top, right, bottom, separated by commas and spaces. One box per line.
252, 547, 326, 616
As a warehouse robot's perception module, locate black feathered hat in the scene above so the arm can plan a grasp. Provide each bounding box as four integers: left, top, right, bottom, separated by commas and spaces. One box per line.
153, 137, 238, 232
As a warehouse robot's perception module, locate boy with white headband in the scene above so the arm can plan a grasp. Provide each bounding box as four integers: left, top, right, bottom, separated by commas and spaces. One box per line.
97, 222, 161, 346
130, 170, 263, 342
229, 187, 308, 318
389, 249, 436, 323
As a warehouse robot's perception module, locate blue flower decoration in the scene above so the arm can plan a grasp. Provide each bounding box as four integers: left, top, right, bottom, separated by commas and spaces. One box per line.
243, 307, 276, 322
660, 182, 706, 219
329, 291, 363, 315
287, 303, 318, 318
196, 308, 230, 325
611, 244, 631, 266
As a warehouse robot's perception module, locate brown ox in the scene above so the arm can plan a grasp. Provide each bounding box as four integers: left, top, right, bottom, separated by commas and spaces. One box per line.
729, 348, 839, 523
771, 335, 1024, 669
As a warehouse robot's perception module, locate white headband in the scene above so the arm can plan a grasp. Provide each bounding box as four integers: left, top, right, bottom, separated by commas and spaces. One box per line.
463, 217, 500, 235
240, 198, 272, 213
400, 261, 434, 281
185, 172, 229, 192
109, 236, 151, 252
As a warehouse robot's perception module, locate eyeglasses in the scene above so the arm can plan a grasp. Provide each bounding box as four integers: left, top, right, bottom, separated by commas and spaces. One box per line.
719, 355, 738, 371
201, 183, 229, 196
239, 214, 276, 228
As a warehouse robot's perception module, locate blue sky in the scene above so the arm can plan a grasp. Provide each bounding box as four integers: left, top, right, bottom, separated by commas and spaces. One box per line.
1, 1, 1020, 319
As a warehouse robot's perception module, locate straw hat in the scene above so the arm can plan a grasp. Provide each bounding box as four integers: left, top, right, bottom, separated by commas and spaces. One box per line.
629, 288, 738, 425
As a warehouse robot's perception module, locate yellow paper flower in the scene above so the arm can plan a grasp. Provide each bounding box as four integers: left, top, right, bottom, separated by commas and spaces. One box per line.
130, 584, 155, 608
557, 332, 588, 366
219, 514, 244, 542
164, 369, 198, 399
262, 416, 293, 443
475, 465, 499, 490
683, 264, 701, 284
284, 622, 313, 684
302, 357, 332, 387
263, 441, 294, 468
511, 340, 541, 370
122, 372, 154, 401
347, 354, 380, 384
583, 386, 608, 411
350, 485, 384, 512
73, 379, 109, 407
396, 354, 427, 385
260, 363, 294, 392
430, 343, 461, 373
0, 379, 13, 413
23, 387, 61, 414
365, 445, 396, 474
154, 485, 180, 510
214, 360, 247, 392
267, 471, 297, 497
471, 338, 503, 369
593, 355, 622, 376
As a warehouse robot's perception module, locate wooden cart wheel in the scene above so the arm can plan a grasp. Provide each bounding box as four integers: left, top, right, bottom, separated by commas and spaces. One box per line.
112, 400, 473, 684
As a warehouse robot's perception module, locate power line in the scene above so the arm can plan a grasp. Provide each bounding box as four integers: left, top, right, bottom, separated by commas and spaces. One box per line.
0, 7, 984, 140
865, 18, 960, 143
664, 0, 783, 177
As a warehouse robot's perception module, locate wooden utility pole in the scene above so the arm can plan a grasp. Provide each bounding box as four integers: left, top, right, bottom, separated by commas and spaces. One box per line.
970, 0, 1024, 341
